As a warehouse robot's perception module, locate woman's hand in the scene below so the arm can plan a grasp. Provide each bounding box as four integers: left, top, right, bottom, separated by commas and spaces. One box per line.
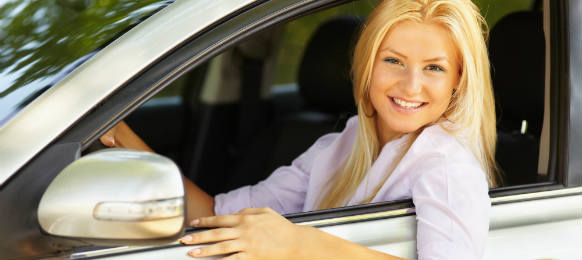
99, 121, 153, 152
179, 207, 404, 259
180, 207, 304, 259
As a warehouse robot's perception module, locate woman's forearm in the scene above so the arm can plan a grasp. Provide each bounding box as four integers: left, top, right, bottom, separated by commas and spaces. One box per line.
183, 176, 215, 221
296, 225, 405, 259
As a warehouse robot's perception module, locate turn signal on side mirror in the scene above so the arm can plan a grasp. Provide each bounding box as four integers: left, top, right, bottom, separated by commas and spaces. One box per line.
94, 198, 183, 222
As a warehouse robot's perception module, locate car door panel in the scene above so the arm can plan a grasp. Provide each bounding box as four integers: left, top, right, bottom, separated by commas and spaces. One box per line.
75, 188, 581, 260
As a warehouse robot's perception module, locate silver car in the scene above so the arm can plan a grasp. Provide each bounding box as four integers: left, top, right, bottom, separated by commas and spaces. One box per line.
0, 0, 580, 259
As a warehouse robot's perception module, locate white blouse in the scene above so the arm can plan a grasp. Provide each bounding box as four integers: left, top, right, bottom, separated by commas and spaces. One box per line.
215, 116, 491, 259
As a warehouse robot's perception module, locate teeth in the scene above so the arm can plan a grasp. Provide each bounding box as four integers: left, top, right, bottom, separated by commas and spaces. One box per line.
393, 97, 422, 108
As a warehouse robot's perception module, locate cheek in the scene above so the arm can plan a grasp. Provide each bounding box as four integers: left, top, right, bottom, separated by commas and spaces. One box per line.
370, 66, 395, 94
427, 78, 455, 112
369, 72, 394, 109
369, 68, 382, 98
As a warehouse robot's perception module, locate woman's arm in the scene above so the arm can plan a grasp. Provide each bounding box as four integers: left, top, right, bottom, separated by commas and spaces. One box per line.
179, 207, 404, 259
183, 176, 215, 219
100, 121, 216, 220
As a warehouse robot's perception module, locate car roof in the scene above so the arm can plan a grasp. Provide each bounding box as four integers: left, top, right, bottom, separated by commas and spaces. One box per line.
0, 0, 258, 186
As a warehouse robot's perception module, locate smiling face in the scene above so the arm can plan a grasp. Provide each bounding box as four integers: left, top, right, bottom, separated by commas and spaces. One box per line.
369, 20, 461, 144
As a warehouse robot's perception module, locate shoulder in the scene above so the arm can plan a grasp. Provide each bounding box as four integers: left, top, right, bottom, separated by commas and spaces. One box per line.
417, 123, 470, 154
408, 125, 491, 259
413, 123, 479, 168
292, 115, 358, 167
407, 123, 488, 190
311, 115, 358, 149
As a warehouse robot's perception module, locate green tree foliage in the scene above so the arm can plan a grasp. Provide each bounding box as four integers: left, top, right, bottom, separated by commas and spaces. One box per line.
0, 0, 167, 97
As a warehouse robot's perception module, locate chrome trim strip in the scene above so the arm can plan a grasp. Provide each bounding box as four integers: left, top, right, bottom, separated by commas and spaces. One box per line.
490, 186, 582, 203
297, 208, 416, 227
297, 187, 582, 227
0, 0, 258, 185
70, 246, 133, 258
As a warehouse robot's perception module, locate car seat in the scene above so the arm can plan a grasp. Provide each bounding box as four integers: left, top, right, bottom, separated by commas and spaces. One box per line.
488, 10, 545, 186
219, 16, 362, 193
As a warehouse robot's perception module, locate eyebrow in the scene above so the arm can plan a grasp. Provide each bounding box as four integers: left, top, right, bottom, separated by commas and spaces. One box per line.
380, 47, 450, 63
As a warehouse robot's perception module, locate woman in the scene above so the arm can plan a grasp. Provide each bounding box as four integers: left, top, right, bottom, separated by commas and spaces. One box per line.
102, 0, 498, 258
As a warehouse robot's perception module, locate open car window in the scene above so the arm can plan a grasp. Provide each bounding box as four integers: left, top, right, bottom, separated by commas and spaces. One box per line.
98, 0, 553, 201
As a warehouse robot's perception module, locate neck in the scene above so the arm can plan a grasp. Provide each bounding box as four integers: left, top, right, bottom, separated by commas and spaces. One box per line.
375, 116, 403, 146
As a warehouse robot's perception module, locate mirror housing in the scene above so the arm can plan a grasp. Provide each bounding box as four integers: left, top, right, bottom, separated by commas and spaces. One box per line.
38, 148, 185, 244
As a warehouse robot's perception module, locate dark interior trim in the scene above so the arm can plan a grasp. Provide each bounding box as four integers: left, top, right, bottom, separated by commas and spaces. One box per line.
284, 199, 414, 225
547, 0, 568, 186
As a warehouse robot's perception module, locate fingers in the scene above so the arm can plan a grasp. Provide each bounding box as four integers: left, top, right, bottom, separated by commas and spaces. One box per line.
100, 122, 120, 148
180, 228, 239, 245
99, 130, 117, 147
100, 135, 116, 147
187, 240, 244, 258
191, 214, 253, 228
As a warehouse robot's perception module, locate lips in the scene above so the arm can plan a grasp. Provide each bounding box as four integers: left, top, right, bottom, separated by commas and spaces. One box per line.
390, 96, 427, 111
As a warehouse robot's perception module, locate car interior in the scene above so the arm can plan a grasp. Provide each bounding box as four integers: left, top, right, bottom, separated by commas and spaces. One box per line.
86, 0, 549, 199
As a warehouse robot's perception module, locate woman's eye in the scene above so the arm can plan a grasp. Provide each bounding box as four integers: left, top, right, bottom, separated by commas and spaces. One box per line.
426, 64, 445, 72
384, 57, 402, 65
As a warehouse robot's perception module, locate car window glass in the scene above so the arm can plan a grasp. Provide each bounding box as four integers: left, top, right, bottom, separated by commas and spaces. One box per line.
0, 0, 169, 126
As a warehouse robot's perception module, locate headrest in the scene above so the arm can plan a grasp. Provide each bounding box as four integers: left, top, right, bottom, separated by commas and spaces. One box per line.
298, 16, 362, 114
489, 11, 545, 137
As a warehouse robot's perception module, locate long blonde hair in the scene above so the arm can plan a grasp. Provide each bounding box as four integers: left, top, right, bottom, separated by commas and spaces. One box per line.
317, 0, 499, 210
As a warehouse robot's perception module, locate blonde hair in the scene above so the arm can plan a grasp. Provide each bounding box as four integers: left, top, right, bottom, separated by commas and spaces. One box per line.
317, 0, 499, 210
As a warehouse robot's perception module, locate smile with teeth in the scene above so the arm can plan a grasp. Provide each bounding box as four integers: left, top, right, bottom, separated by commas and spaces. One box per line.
392, 97, 425, 109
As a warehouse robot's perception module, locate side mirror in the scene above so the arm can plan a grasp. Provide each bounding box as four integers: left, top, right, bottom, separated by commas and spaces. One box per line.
38, 148, 185, 244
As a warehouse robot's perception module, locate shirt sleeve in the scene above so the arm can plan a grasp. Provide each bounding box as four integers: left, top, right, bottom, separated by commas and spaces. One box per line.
214, 132, 338, 215
411, 153, 491, 260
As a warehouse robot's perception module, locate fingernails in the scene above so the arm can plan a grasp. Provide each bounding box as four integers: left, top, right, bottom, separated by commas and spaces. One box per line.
190, 218, 200, 226
104, 136, 116, 147
188, 248, 201, 256
179, 235, 192, 244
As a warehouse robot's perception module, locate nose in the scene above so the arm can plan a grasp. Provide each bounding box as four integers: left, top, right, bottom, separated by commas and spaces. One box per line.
399, 68, 422, 95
